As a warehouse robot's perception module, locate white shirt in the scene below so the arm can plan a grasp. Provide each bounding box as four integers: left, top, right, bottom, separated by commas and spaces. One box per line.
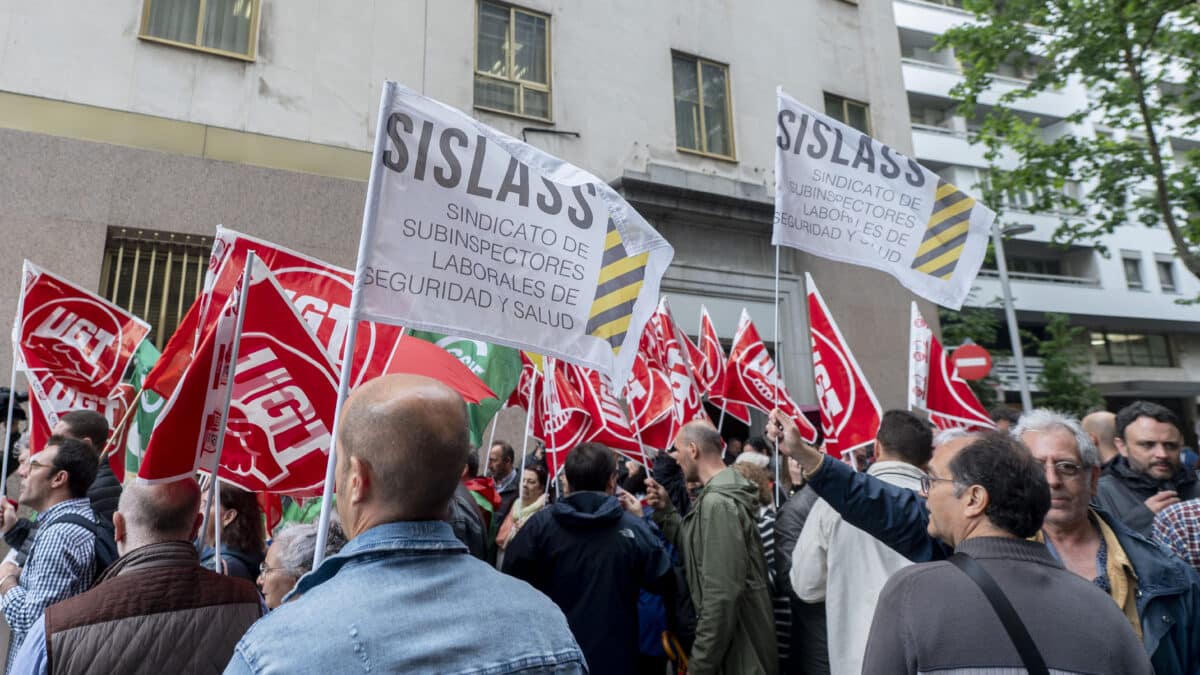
789, 460, 926, 675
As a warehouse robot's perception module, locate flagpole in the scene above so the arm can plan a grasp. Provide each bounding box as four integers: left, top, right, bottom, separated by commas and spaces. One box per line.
771, 246, 783, 508
313, 82, 394, 569
206, 250, 254, 574
517, 403, 532, 503
1, 353, 17, 499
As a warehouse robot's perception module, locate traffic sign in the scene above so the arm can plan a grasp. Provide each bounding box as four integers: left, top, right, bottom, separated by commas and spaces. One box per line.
951, 344, 992, 380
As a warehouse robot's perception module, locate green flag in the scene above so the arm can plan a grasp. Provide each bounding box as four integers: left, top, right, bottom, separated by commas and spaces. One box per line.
124, 341, 164, 476
406, 331, 521, 447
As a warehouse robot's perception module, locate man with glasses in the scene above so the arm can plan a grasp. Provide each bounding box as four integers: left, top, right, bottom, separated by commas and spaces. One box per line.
789, 410, 935, 675
645, 421, 778, 675
767, 408, 1200, 675
0, 436, 99, 669
8, 478, 262, 674
862, 432, 1150, 674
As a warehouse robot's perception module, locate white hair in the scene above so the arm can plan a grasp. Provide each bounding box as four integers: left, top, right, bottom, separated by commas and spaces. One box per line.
1012, 409, 1099, 467
734, 452, 770, 469
271, 519, 348, 574
933, 428, 978, 447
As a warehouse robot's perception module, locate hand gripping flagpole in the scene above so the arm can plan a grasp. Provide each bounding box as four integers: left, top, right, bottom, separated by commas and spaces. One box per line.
206, 250, 254, 574
772, 246, 782, 508
313, 82, 395, 569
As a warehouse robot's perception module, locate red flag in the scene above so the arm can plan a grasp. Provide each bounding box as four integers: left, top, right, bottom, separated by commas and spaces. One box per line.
561, 362, 646, 465
908, 303, 994, 432
16, 261, 150, 399
505, 352, 541, 410
648, 300, 707, 439
624, 352, 675, 450
806, 274, 882, 457
724, 309, 820, 444
381, 338, 495, 404
24, 368, 131, 458
146, 227, 404, 397
538, 357, 592, 476
696, 306, 750, 425
140, 260, 339, 496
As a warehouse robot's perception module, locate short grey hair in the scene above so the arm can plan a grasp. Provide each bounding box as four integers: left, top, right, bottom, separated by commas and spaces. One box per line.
933, 428, 977, 447
1012, 409, 1099, 467
271, 519, 349, 575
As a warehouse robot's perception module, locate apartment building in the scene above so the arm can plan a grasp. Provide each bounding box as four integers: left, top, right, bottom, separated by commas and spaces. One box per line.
896, 0, 1200, 440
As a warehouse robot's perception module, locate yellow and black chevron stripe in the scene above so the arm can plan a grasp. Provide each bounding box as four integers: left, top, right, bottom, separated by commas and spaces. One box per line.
585, 218, 649, 354
911, 179, 976, 279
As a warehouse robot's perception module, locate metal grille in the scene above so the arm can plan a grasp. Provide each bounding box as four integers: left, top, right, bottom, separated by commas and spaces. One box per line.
99, 227, 214, 350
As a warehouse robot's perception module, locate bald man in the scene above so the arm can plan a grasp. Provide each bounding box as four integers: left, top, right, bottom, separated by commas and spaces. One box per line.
9, 478, 263, 674
646, 421, 778, 675
1082, 410, 1119, 467
226, 375, 585, 674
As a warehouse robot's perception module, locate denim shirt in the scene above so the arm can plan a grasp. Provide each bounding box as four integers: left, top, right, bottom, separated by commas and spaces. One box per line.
224, 520, 587, 675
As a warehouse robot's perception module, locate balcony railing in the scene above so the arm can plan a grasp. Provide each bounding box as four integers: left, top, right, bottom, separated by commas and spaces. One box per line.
911, 123, 967, 138
993, 356, 1043, 392
977, 269, 1101, 287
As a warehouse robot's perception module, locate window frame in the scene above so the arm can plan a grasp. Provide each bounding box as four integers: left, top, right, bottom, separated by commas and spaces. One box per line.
1121, 252, 1144, 290
473, 0, 554, 123
1156, 257, 1178, 293
100, 227, 215, 350
138, 0, 261, 62
671, 51, 737, 162
1090, 330, 1174, 368
823, 92, 872, 136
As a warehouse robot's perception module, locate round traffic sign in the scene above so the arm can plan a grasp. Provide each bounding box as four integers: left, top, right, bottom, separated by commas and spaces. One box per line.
951, 344, 992, 380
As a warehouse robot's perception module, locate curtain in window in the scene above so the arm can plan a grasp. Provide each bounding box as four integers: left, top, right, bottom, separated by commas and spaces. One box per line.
146, 0, 201, 44
202, 0, 253, 54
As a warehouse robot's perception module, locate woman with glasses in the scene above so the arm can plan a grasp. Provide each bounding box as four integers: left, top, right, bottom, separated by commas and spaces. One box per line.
259, 519, 348, 609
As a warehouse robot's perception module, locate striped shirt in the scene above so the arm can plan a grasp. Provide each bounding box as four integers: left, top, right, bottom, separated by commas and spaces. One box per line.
2, 498, 97, 671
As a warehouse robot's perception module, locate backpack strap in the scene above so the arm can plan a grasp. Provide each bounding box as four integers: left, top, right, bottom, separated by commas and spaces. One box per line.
949, 552, 1049, 675
45, 513, 99, 535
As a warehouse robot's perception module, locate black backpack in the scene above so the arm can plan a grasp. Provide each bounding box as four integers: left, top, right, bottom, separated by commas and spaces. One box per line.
47, 512, 119, 580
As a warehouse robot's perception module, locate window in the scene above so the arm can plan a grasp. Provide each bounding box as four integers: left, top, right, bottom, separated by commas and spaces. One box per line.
1122, 253, 1144, 290
1157, 258, 1178, 293
672, 53, 735, 160
824, 93, 871, 134
99, 228, 214, 350
1008, 257, 1062, 277
1090, 331, 1173, 367
474, 1, 552, 121
139, 0, 260, 60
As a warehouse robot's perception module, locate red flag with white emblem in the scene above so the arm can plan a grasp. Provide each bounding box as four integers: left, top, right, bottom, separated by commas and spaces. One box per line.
724, 309, 820, 444
624, 352, 674, 451
538, 357, 593, 476
140, 259, 339, 496
806, 274, 882, 457
145, 227, 404, 398
647, 299, 708, 439
695, 306, 751, 425
908, 303, 994, 432
560, 361, 646, 465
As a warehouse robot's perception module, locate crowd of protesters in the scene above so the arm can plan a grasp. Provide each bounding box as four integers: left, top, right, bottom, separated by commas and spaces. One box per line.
0, 378, 1198, 673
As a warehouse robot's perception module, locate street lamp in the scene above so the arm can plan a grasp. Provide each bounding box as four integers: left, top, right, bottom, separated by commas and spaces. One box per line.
992, 222, 1035, 413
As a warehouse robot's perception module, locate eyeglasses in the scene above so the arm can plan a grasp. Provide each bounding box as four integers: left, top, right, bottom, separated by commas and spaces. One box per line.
919, 474, 953, 494
259, 562, 298, 577
26, 459, 55, 472
1042, 460, 1084, 478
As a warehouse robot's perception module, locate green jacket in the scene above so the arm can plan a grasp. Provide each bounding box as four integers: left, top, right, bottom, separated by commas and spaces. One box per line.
653, 467, 778, 675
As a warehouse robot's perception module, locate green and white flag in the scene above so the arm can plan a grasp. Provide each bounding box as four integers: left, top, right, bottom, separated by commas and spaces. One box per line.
125, 341, 164, 476
407, 331, 521, 448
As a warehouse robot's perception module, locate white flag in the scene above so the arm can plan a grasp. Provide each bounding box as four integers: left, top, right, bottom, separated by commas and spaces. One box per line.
774, 88, 993, 309
355, 82, 673, 382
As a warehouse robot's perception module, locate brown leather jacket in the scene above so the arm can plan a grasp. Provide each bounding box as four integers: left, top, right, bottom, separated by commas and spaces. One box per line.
45, 540, 263, 675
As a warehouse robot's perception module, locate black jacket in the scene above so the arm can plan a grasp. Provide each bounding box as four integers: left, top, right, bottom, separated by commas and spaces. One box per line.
87, 460, 122, 525
447, 483, 488, 560
1096, 456, 1200, 536
503, 491, 672, 675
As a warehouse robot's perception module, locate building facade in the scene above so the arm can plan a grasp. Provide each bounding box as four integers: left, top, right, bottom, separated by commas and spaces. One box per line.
895, 0, 1200, 442
0, 0, 930, 430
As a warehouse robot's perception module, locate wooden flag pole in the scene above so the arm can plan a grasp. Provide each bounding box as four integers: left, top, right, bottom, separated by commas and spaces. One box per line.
313, 83, 394, 569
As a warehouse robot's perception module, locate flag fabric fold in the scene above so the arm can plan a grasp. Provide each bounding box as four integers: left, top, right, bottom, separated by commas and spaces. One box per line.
723, 309, 819, 444
806, 273, 882, 457
908, 302, 995, 432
